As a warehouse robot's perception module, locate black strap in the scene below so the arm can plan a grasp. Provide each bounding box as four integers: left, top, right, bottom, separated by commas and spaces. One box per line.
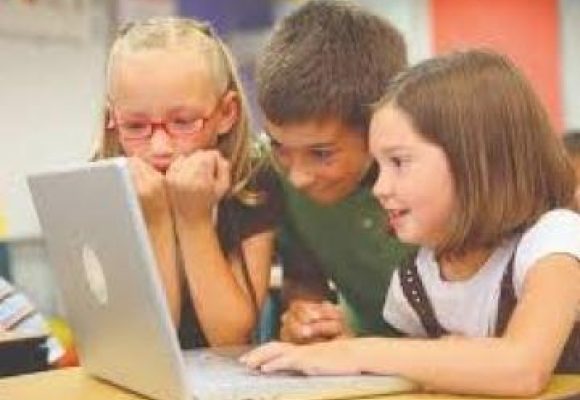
495, 249, 580, 373
398, 255, 449, 338
495, 253, 517, 336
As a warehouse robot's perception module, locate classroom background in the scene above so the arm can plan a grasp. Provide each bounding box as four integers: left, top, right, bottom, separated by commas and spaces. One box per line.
0, 0, 579, 327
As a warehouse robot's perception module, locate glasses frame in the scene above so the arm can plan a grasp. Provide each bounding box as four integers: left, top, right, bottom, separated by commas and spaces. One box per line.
108, 98, 223, 141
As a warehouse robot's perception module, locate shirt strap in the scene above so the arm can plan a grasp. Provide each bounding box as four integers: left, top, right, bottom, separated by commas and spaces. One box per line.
398, 254, 449, 338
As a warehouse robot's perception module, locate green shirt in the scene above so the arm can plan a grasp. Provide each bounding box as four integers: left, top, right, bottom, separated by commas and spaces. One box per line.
279, 170, 413, 336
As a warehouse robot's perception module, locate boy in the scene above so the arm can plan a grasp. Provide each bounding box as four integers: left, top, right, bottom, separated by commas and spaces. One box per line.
256, 0, 412, 342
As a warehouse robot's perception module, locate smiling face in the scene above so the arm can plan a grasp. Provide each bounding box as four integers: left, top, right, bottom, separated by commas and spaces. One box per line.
370, 105, 456, 249
108, 47, 237, 172
266, 118, 373, 205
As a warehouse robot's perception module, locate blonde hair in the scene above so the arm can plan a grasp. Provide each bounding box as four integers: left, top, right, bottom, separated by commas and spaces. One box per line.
92, 17, 259, 203
375, 49, 577, 256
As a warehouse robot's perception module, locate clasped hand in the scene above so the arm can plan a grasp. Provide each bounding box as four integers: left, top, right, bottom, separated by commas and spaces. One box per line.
128, 150, 231, 224
280, 300, 352, 343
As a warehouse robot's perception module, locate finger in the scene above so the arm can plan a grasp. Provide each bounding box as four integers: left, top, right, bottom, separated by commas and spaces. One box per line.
305, 319, 344, 340
259, 351, 302, 374
280, 315, 313, 343
165, 157, 184, 188
166, 155, 184, 177
127, 157, 149, 193
239, 342, 290, 369
189, 151, 213, 184
317, 302, 343, 320
214, 155, 231, 197
288, 302, 323, 324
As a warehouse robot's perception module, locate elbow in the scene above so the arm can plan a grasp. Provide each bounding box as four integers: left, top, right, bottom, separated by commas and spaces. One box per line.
506, 363, 552, 397
208, 310, 257, 347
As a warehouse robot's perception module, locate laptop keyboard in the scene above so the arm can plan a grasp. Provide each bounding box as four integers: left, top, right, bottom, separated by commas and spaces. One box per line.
183, 349, 415, 400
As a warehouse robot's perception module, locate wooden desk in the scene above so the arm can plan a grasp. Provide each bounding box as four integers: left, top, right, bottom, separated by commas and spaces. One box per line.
0, 367, 579, 400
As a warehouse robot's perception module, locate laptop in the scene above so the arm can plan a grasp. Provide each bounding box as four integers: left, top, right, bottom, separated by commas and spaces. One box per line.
27, 158, 417, 400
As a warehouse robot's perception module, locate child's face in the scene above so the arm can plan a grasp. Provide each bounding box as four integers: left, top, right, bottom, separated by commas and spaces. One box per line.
266, 118, 372, 205
108, 48, 236, 173
370, 105, 456, 248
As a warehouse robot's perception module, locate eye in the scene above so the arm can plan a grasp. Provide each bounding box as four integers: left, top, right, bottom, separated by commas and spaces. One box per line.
310, 148, 334, 162
169, 117, 204, 134
389, 156, 409, 170
121, 121, 148, 131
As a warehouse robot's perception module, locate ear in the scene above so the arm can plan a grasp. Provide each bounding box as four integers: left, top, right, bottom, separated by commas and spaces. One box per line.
106, 110, 116, 130
105, 103, 116, 130
214, 90, 240, 136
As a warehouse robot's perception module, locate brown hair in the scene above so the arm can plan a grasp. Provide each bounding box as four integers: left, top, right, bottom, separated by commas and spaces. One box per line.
376, 49, 577, 256
257, 0, 407, 133
92, 17, 259, 203
564, 130, 580, 156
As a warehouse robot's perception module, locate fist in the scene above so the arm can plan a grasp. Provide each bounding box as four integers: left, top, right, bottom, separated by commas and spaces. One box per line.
280, 300, 352, 344
166, 150, 231, 223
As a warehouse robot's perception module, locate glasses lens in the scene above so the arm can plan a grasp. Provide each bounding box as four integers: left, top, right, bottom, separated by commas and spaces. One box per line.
167, 118, 205, 136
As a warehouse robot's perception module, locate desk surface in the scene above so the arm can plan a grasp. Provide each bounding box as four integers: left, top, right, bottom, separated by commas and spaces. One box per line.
0, 367, 579, 400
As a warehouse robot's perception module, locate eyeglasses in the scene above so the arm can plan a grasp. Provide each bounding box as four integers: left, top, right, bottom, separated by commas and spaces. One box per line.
109, 102, 221, 141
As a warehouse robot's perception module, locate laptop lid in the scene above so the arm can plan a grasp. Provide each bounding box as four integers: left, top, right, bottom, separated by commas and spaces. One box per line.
28, 158, 190, 400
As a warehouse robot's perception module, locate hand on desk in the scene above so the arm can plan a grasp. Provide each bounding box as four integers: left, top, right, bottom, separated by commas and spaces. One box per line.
240, 339, 361, 376
279, 300, 352, 344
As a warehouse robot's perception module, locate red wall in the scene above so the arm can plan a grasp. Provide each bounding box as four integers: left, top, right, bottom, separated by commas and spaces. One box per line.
431, 0, 562, 131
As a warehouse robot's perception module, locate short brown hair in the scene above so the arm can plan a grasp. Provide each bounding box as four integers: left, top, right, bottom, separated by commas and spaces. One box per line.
376, 49, 577, 256
257, 0, 407, 133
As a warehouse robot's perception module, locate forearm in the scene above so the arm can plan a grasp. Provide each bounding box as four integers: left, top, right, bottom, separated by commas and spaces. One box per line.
353, 337, 548, 397
177, 220, 257, 346
283, 278, 330, 306
145, 213, 181, 325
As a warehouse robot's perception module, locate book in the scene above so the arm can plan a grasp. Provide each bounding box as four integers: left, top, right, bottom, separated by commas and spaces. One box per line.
0, 331, 49, 377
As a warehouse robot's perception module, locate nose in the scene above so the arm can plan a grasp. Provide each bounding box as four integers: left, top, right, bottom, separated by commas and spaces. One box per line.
287, 164, 315, 190
150, 127, 173, 155
372, 170, 394, 203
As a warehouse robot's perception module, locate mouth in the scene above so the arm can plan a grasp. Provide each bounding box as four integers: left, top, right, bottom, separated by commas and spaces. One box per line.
150, 156, 173, 173
387, 208, 410, 228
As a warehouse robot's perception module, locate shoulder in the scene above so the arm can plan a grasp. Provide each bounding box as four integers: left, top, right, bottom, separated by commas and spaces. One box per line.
220, 160, 283, 244
514, 209, 580, 294
383, 259, 427, 337
517, 209, 580, 262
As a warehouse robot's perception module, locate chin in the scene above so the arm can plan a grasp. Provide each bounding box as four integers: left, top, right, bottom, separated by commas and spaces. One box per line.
301, 185, 357, 206
392, 229, 420, 246
303, 191, 344, 206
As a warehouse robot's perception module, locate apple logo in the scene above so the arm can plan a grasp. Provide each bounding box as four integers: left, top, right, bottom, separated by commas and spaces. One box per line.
81, 244, 108, 305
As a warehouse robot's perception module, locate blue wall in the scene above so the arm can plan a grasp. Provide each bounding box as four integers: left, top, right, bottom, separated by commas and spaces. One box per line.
179, 0, 272, 34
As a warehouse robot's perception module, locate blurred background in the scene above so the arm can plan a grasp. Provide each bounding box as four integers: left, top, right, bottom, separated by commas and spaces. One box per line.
0, 0, 578, 319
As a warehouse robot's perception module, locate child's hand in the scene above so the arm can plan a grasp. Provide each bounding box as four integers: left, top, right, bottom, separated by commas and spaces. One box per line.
166, 150, 231, 223
240, 340, 361, 376
127, 157, 171, 224
280, 300, 352, 344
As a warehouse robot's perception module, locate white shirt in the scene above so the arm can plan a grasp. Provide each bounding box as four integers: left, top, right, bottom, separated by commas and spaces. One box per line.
383, 209, 580, 337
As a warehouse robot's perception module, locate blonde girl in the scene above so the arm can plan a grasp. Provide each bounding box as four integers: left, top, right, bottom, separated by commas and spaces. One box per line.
93, 17, 280, 347
242, 49, 580, 397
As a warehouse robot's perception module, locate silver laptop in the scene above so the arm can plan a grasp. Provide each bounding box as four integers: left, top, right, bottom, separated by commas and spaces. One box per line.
27, 158, 416, 400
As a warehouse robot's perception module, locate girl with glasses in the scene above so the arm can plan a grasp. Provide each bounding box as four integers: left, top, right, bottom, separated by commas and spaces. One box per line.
92, 17, 280, 348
